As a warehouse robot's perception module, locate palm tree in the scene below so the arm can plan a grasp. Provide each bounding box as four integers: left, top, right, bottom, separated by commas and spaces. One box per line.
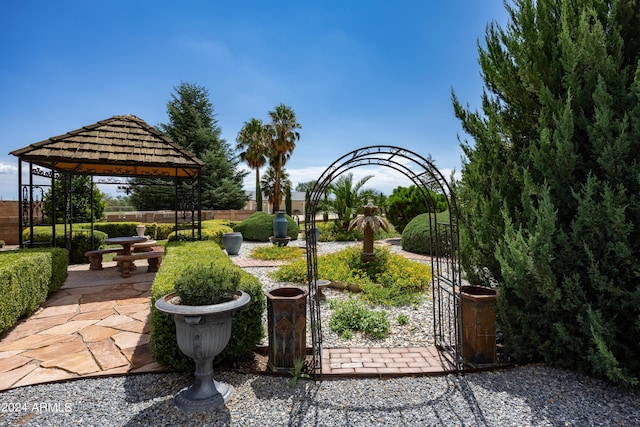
267, 103, 301, 212
236, 118, 269, 211
349, 202, 389, 262
329, 173, 376, 230
261, 166, 291, 212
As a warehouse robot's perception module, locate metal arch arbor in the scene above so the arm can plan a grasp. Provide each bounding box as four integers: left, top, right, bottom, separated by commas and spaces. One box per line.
304, 145, 463, 377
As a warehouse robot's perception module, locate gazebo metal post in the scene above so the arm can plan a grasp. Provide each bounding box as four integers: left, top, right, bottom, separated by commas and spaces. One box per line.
197, 174, 202, 240
17, 160, 23, 247
50, 164, 56, 247
28, 162, 35, 248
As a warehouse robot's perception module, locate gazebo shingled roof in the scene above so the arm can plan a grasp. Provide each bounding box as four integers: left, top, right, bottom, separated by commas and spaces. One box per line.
10, 115, 204, 178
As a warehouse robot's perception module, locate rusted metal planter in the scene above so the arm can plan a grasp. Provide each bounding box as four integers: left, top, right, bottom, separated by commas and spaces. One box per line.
265, 286, 308, 372
461, 285, 498, 366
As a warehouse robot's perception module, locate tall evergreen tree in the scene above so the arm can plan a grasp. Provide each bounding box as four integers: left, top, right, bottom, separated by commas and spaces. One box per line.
130, 82, 247, 210
453, 0, 640, 386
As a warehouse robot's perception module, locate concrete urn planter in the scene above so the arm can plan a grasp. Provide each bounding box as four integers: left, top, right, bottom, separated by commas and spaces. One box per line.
155, 290, 250, 412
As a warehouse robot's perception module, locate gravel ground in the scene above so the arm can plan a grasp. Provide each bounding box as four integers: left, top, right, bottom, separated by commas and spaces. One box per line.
1, 239, 639, 426
1, 367, 638, 426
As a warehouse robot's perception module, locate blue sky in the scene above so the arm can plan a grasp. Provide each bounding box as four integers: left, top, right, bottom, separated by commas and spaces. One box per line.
0, 1, 508, 200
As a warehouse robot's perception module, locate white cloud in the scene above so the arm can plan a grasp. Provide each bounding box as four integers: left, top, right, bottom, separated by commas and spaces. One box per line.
0, 163, 18, 174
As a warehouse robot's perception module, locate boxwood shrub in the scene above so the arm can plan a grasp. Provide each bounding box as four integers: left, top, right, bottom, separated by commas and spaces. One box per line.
0, 248, 68, 334
166, 222, 232, 247
22, 247, 69, 294
233, 211, 298, 241
401, 212, 456, 256
150, 240, 266, 371
22, 227, 107, 264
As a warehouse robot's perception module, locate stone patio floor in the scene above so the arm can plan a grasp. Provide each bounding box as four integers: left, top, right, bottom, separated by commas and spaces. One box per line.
0, 255, 454, 392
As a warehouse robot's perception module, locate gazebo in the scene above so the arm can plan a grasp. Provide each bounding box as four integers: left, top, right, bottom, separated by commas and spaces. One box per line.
10, 114, 204, 250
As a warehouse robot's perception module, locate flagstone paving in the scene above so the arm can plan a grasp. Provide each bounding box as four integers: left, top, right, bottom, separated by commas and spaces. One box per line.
0, 261, 167, 391
0, 249, 453, 392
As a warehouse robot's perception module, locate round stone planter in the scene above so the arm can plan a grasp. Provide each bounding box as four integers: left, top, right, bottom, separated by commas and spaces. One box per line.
222, 232, 243, 255
155, 290, 250, 412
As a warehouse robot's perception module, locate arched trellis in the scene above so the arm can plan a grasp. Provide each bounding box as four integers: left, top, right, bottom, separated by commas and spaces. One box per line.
304, 145, 463, 376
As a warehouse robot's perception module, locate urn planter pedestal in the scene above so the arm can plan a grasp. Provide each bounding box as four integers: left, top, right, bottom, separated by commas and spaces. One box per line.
270, 211, 291, 246
155, 291, 250, 412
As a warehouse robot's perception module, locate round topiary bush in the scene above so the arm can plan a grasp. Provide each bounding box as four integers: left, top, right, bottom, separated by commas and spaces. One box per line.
233, 212, 298, 241
401, 212, 456, 256
401, 213, 432, 255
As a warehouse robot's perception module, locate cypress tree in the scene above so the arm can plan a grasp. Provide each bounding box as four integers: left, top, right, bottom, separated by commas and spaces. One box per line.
454, 0, 640, 386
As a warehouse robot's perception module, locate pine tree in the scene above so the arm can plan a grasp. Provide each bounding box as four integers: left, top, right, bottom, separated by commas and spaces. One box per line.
454, 0, 640, 386
130, 82, 247, 210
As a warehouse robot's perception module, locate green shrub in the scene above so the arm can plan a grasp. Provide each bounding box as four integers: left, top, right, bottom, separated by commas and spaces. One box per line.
76, 222, 139, 238
328, 298, 390, 340
385, 186, 447, 233
272, 245, 431, 306
233, 212, 298, 242
396, 313, 409, 325
249, 246, 304, 261
150, 240, 266, 371
0, 252, 51, 334
23, 226, 107, 264
174, 264, 241, 306
147, 223, 175, 240
166, 222, 232, 245
315, 220, 398, 242
23, 247, 69, 294
63, 230, 108, 264
401, 211, 454, 256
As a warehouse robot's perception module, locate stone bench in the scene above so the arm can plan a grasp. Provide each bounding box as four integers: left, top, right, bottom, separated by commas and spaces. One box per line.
113, 251, 163, 278
85, 248, 123, 270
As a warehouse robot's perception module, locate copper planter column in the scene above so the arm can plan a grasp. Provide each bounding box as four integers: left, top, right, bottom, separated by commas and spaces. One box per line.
265, 286, 308, 371
461, 285, 498, 366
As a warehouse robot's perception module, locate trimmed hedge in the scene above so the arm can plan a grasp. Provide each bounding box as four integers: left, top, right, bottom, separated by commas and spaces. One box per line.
401, 211, 455, 256
233, 212, 298, 242
23, 227, 107, 264
150, 240, 266, 371
0, 248, 69, 334
22, 248, 69, 294
166, 222, 233, 247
